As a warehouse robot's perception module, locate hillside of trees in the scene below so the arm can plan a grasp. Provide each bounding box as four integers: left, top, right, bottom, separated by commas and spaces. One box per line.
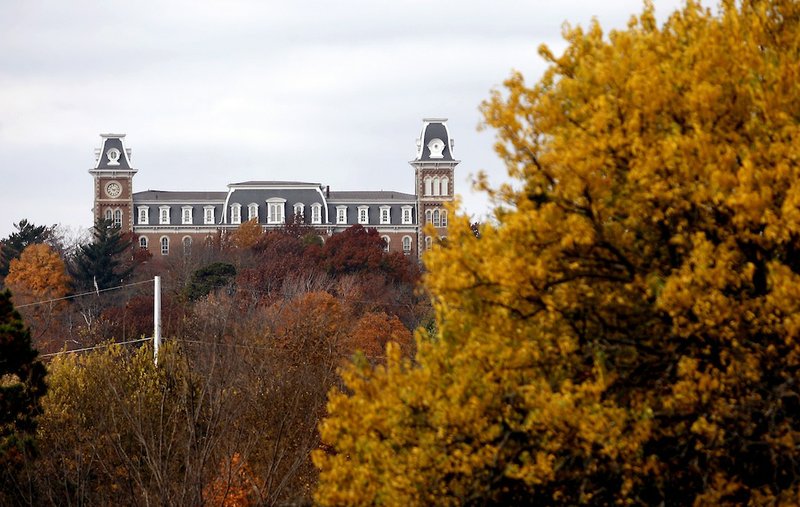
0, 221, 426, 505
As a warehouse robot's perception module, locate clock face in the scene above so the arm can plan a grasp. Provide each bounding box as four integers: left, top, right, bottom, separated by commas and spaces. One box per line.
106, 182, 122, 198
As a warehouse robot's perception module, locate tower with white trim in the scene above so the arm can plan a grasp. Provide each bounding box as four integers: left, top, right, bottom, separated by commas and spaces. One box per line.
89, 134, 137, 231
411, 118, 458, 256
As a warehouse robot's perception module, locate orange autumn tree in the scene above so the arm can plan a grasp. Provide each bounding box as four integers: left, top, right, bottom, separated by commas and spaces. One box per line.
345, 312, 414, 363
315, 1, 800, 504
204, 453, 256, 507
230, 218, 263, 250
5, 243, 71, 346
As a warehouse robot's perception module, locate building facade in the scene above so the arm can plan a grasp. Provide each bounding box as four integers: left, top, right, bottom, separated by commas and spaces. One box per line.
90, 119, 458, 257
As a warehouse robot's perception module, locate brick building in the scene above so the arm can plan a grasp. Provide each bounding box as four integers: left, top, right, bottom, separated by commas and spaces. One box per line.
89, 119, 458, 257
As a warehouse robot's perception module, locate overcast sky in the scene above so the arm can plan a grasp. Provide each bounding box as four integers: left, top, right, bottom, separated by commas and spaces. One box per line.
0, 0, 687, 239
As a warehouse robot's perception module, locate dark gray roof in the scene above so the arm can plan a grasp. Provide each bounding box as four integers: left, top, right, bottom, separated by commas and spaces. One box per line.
419, 121, 454, 161
328, 191, 415, 201
134, 190, 227, 201
231, 181, 320, 186
95, 137, 132, 170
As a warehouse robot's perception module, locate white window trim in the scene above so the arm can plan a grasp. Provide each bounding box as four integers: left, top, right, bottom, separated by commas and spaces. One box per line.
357, 206, 369, 225
441, 176, 449, 196
113, 209, 122, 228
311, 203, 322, 224
293, 202, 305, 220
441, 209, 448, 228
231, 203, 242, 224
336, 205, 347, 225
182, 206, 193, 225
139, 236, 148, 249
402, 235, 412, 254
160, 236, 169, 256
379, 206, 391, 225
159, 206, 171, 225
266, 198, 286, 224
204, 206, 215, 225
138, 206, 149, 225
401, 205, 413, 225
248, 202, 259, 222
424, 176, 432, 196
381, 235, 390, 252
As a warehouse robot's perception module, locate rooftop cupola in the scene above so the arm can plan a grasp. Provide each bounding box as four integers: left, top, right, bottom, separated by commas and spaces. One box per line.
92, 133, 135, 172
414, 118, 456, 162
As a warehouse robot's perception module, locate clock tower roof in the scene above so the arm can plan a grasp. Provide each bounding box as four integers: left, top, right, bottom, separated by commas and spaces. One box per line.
413, 118, 457, 163
93, 134, 134, 171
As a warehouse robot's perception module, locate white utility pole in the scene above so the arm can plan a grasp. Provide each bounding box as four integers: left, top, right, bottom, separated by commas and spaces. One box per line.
154, 275, 162, 365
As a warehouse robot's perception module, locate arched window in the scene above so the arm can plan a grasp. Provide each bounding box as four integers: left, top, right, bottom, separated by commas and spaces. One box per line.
401, 206, 413, 224
113, 209, 122, 228
160, 236, 169, 256
425, 209, 432, 224
381, 235, 390, 252
424, 176, 433, 196
441, 210, 448, 228
247, 203, 259, 222
294, 203, 305, 222
440, 176, 449, 196
424, 236, 433, 250
182, 236, 192, 256
358, 206, 369, 224
230, 203, 241, 224
433, 209, 441, 227
266, 198, 286, 224
139, 236, 148, 249
311, 203, 322, 224
105, 209, 112, 221
432, 176, 440, 196
402, 236, 412, 254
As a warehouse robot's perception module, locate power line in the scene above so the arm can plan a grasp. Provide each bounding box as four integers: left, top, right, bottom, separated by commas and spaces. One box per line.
16, 278, 154, 309
41, 337, 152, 358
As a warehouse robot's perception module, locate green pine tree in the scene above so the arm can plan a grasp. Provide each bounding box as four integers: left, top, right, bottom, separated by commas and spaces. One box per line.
0, 220, 53, 279
70, 219, 134, 291
0, 289, 47, 502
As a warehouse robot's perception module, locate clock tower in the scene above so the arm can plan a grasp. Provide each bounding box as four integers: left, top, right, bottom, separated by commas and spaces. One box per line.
89, 134, 137, 232
411, 118, 458, 256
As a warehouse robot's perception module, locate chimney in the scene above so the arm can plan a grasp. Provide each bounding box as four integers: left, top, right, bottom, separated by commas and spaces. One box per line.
326, 185, 330, 198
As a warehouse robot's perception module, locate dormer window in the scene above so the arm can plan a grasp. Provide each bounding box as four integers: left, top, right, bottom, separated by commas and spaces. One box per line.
358, 206, 369, 225
138, 206, 149, 224
427, 138, 445, 159
401, 206, 413, 225
204, 206, 215, 225
248, 203, 259, 222
336, 206, 347, 225
159, 206, 170, 225
311, 203, 322, 224
107, 148, 121, 166
182, 206, 193, 225
231, 203, 241, 224
380, 206, 391, 224
266, 198, 286, 224
293, 203, 305, 222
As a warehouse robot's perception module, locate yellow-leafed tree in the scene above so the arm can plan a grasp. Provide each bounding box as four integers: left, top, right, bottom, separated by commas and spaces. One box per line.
314, 1, 800, 504
5, 243, 71, 347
